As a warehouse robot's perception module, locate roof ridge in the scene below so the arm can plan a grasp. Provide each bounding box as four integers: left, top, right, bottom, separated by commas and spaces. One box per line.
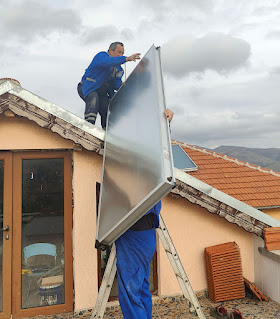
173, 140, 280, 178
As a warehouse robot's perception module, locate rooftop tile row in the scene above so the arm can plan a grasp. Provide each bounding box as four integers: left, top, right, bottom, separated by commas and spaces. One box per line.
173, 141, 280, 209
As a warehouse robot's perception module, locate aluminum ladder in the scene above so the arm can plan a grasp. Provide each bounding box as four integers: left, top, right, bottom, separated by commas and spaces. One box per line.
91, 215, 206, 319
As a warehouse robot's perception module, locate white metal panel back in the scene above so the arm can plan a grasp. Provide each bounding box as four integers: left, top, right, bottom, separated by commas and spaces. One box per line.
96, 45, 175, 246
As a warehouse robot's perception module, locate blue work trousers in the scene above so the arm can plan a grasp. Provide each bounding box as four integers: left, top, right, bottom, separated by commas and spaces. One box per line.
115, 228, 156, 319
77, 82, 109, 129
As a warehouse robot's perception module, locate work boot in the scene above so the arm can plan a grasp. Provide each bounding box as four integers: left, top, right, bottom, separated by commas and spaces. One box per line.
210, 304, 229, 318
230, 309, 243, 319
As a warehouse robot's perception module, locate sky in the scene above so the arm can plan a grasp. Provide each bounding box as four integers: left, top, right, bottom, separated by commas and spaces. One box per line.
1, 0, 280, 149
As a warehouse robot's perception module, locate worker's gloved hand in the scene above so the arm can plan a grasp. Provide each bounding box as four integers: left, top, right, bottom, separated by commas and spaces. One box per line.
126, 53, 141, 62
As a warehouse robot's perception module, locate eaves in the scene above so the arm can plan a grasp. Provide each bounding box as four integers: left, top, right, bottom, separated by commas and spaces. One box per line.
0, 80, 105, 154
173, 168, 280, 237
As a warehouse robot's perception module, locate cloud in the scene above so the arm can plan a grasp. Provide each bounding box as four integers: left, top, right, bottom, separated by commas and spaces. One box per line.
270, 66, 280, 75
253, 4, 280, 17
139, 0, 213, 16
266, 30, 280, 39
0, 1, 82, 42
82, 25, 134, 44
172, 110, 280, 148
162, 33, 251, 78
168, 69, 280, 148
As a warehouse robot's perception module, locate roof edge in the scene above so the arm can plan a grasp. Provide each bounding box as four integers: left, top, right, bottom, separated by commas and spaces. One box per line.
0, 79, 14, 96
0, 80, 105, 144
174, 141, 280, 178
174, 167, 280, 228
257, 206, 280, 210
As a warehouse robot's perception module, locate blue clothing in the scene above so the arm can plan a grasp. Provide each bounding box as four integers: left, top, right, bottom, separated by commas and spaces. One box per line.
77, 81, 110, 129
115, 202, 162, 319
81, 51, 126, 98
78, 51, 126, 128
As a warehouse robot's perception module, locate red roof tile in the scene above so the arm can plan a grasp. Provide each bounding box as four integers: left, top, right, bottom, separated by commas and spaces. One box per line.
173, 141, 280, 208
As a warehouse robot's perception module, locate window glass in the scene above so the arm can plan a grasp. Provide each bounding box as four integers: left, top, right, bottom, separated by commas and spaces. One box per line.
21, 159, 65, 309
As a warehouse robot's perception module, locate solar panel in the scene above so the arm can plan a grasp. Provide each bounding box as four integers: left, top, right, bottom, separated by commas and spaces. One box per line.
172, 144, 198, 172
96, 45, 175, 247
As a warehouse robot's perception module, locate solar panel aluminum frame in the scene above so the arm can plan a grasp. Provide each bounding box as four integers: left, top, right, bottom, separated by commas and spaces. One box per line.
96, 45, 175, 247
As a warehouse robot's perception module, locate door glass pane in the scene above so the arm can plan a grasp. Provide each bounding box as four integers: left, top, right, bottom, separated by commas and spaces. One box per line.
0, 160, 3, 312
21, 159, 65, 309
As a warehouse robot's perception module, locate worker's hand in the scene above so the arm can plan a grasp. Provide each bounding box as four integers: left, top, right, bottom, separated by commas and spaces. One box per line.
126, 53, 141, 62
165, 109, 174, 123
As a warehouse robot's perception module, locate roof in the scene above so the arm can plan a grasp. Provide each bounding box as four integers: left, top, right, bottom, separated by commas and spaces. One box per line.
0, 79, 105, 153
1, 78, 280, 236
173, 141, 280, 209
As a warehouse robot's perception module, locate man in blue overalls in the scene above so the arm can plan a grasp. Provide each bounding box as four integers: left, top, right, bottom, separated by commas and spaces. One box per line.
77, 42, 140, 129
115, 109, 174, 319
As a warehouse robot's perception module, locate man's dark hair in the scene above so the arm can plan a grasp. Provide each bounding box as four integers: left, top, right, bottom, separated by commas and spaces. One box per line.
109, 42, 124, 51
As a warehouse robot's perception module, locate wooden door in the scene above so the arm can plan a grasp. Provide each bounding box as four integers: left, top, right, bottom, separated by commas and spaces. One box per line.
0, 152, 13, 319
0, 151, 73, 318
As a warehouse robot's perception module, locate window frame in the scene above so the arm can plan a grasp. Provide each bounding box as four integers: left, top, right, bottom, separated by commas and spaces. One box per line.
12, 151, 73, 318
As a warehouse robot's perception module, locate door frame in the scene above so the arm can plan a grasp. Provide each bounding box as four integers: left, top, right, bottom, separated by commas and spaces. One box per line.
12, 151, 73, 318
0, 152, 13, 319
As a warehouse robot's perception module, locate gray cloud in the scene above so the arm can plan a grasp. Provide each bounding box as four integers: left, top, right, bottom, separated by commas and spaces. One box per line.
266, 30, 280, 39
270, 66, 280, 75
121, 28, 134, 41
139, 0, 213, 15
169, 70, 280, 148
162, 33, 251, 78
0, 1, 82, 42
82, 25, 134, 44
172, 109, 280, 148
82, 25, 119, 43
253, 4, 280, 16
134, 0, 214, 30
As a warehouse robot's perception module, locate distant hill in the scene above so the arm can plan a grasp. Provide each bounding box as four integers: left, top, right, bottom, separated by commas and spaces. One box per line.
211, 146, 280, 172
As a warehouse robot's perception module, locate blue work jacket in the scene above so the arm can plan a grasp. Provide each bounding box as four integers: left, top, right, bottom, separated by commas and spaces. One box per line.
81, 51, 126, 98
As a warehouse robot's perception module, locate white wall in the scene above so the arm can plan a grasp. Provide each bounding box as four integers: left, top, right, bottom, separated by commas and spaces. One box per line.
254, 235, 280, 302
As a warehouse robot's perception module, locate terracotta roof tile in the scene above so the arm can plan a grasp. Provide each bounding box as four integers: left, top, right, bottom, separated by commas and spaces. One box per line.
173, 141, 280, 208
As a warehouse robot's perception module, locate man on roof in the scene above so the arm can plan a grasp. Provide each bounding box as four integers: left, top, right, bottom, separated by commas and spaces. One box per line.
77, 42, 141, 130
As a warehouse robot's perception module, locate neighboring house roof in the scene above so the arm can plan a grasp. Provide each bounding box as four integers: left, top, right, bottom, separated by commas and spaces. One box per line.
172, 141, 280, 209
1, 78, 280, 236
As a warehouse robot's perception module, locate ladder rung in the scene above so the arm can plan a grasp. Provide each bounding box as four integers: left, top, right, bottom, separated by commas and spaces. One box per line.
164, 249, 172, 254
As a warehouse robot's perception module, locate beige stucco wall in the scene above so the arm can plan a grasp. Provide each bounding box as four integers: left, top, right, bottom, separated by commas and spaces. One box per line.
0, 116, 74, 149
0, 115, 103, 310
158, 195, 254, 295
262, 208, 280, 221
1, 115, 256, 309
72, 150, 102, 309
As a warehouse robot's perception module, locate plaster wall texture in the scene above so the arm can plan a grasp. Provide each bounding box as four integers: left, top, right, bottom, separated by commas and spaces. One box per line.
0, 116, 103, 310
263, 208, 280, 221
1, 116, 256, 308
158, 195, 254, 296
72, 150, 103, 310
0, 116, 73, 149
